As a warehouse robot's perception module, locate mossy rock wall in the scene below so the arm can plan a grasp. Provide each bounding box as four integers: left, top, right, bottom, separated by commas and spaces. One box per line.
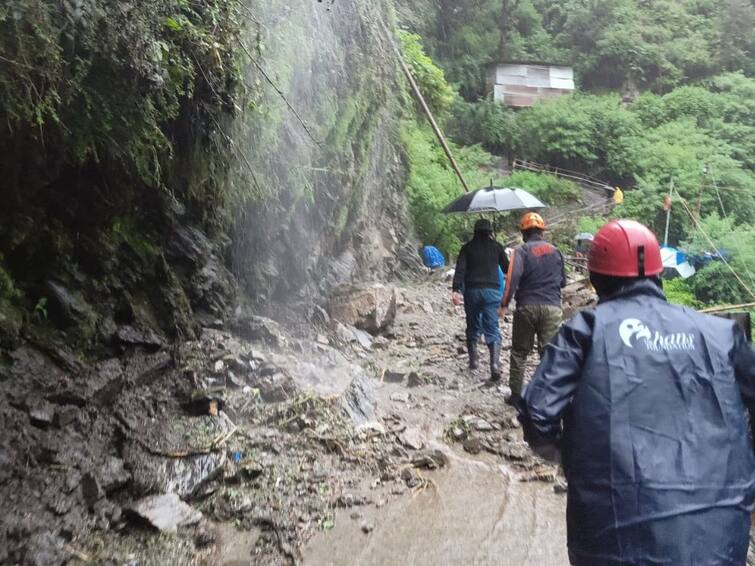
229, 0, 416, 308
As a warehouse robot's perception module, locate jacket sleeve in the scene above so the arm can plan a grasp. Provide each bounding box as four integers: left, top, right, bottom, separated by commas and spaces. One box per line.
452, 245, 467, 293
559, 251, 567, 288
501, 248, 523, 307
733, 325, 755, 404
498, 244, 509, 275
520, 310, 594, 445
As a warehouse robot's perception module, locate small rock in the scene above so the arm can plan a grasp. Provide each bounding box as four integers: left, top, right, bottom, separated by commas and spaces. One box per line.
213, 360, 225, 373
399, 427, 424, 451
82, 473, 105, 508
383, 370, 405, 383
474, 419, 494, 432
421, 300, 434, 314
412, 449, 448, 469
195, 526, 217, 549
554, 480, 568, 495
357, 422, 386, 436
311, 305, 331, 326
29, 405, 54, 428
463, 438, 482, 455
334, 321, 357, 343
115, 325, 165, 351
390, 392, 409, 403
100, 457, 131, 493
127, 493, 203, 533
400, 467, 422, 488
498, 385, 513, 400
406, 372, 425, 388
353, 329, 373, 350
450, 427, 466, 441
53, 405, 80, 428
350, 511, 362, 520
501, 443, 528, 461
361, 522, 375, 534
316, 334, 329, 345
372, 336, 390, 349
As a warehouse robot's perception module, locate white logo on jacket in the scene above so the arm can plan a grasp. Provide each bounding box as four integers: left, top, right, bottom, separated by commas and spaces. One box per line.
619, 318, 695, 351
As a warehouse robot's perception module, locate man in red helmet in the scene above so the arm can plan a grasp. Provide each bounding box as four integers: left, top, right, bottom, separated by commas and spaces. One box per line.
500, 212, 565, 393
518, 219, 755, 566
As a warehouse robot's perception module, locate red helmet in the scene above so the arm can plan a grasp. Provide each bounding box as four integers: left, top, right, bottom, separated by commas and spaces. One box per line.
588, 220, 663, 277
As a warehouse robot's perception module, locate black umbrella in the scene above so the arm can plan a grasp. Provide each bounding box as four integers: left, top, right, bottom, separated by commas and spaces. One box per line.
443, 186, 547, 214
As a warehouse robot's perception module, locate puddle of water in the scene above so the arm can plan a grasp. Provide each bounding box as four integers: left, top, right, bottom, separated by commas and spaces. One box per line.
303, 449, 568, 566
214, 523, 262, 566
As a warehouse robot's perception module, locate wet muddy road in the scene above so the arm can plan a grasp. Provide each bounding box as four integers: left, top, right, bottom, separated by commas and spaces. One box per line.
302, 277, 568, 565
304, 447, 567, 565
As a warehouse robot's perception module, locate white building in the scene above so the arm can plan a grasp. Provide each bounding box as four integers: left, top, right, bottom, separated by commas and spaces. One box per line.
487, 62, 575, 108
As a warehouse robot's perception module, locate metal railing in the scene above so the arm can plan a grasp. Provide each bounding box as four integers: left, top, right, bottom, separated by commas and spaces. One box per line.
512, 159, 615, 195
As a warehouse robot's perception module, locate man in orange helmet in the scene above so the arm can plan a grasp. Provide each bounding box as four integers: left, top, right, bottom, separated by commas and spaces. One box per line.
518, 219, 755, 566
499, 212, 565, 396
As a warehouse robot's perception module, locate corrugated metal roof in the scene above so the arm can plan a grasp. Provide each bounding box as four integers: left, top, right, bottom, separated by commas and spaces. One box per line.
489, 62, 575, 107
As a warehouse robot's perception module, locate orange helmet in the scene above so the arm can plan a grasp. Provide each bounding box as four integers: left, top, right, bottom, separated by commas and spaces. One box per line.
520, 212, 545, 231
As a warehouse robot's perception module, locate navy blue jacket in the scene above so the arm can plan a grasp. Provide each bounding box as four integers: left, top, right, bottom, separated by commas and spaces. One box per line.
521, 280, 755, 566
502, 235, 566, 308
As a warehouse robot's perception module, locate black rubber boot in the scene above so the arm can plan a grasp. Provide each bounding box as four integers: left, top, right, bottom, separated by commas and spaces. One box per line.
489, 341, 502, 381
467, 340, 479, 370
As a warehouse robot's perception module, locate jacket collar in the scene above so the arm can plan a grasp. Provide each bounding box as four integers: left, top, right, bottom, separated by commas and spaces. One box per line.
598, 278, 667, 304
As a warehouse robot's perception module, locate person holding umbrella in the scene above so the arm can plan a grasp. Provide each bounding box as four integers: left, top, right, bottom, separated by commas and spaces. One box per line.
444, 184, 548, 381
451, 219, 509, 380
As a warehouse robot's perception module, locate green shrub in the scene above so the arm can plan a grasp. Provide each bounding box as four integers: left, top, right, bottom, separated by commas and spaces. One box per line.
663, 278, 701, 308
399, 31, 456, 121
402, 123, 508, 258
506, 171, 582, 205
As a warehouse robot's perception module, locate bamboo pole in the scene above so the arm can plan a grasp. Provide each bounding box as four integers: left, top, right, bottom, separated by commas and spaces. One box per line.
699, 302, 755, 314
386, 32, 471, 194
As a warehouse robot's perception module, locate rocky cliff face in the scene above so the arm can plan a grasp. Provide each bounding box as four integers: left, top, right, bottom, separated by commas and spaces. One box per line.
230, 0, 416, 311
0, 0, 416, 358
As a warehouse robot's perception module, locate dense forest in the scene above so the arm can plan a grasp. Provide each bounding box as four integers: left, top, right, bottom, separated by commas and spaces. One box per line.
397, 0, 755, 311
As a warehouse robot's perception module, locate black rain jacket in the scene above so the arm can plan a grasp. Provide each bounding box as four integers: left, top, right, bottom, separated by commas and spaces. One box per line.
521, 279, 755, 566
452, 235, 508, 293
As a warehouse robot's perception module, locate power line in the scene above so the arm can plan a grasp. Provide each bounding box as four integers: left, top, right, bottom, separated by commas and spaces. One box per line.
676, 194, 755, 302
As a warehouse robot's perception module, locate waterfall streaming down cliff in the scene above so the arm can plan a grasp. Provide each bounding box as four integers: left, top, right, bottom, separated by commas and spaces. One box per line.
230, 0, 416, 311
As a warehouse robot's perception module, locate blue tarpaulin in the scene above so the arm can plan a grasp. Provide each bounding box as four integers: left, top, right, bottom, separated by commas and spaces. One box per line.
421, 246, 446, 269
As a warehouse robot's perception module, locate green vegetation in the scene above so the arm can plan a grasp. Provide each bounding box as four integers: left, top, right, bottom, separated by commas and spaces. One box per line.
400, 32, 580, 257
399, 1, 755, 313
663, 278, 701, 309
402, 0, 754, 97
0, 0, 246, 221
403, 123, 504, 257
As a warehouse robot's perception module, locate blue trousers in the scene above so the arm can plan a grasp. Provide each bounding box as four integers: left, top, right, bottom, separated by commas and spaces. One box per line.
463, 287, 502, 345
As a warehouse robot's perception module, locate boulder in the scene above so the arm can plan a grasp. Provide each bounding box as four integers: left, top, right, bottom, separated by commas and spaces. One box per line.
44, 280, 96, 330
328, 284, 397, 335
231, 310, 287, 347
127, 493, 203, 533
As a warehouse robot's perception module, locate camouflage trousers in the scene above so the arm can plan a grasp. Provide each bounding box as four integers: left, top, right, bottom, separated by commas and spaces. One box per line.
508, 304, 563, 395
